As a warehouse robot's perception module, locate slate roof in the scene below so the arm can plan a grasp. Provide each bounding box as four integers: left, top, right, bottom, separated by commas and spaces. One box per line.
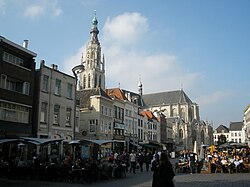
142, 89, 193, 107
76, 88, 111, 108
229, 121, 243, 131
121, 89, 144, 106
215, 125, 229, 133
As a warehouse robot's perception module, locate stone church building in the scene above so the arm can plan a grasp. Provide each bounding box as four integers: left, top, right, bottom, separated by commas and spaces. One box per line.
141, 90, 214, 151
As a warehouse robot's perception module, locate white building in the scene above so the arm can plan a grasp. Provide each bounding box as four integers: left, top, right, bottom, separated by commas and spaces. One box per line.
229, 121, 244, 143
214, 125, 229, 144
243, 104, 250, 145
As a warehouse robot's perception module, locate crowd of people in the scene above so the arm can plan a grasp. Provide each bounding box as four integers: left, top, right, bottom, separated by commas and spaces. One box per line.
0, 148, 176, 187
176, 146, 250, 174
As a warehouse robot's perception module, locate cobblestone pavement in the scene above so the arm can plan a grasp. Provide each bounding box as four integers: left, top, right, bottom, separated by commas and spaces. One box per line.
1, 172, 250, 187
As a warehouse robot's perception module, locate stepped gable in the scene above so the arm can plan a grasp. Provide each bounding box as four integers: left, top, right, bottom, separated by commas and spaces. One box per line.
76, 88, 111, 108
229, 121, 243, 131
142, 89, 193, 107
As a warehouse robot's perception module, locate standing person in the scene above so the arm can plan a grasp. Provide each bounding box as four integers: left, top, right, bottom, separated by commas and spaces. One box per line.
138, 152, 144, 172
151, 153, 160, 187
188, 152, 197, 174
158, 152, 175, 187
144, 152, 151, 171
129, 150, 137, 173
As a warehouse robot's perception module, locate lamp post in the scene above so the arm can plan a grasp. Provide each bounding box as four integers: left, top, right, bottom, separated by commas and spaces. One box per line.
72, 64, 84, 140
71, 64, 84, 164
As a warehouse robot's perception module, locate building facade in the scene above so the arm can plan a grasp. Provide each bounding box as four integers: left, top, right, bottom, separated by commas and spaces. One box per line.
213, 125, 229, 144
243, 104, 250, 145
0, 36, 37, 138
34, 60, 76, 141
228, 121, 244, 143
141, 89, 213, 150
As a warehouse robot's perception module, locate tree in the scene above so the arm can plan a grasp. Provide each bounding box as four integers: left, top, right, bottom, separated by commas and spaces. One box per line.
217, 134, 227, 145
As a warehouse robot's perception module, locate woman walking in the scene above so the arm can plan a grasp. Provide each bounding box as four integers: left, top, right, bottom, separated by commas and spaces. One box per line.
158, 152, 175, 187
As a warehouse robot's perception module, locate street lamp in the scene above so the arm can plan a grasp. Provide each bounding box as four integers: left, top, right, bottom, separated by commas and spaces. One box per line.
72, 64, 84, 140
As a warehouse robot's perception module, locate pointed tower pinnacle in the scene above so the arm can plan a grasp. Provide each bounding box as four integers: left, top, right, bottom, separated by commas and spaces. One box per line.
90, 10, 99, 44
138, 75, 143, 95
78, 11, 105, 90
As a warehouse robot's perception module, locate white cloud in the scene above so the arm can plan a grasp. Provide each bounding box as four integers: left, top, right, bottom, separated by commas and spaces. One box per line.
102, 13, 201, 93
103, 12, 148, 45
63, 12, 202, 94
62, 45, 86, 76
195, 91, 232, 107
24, 0, 62, 20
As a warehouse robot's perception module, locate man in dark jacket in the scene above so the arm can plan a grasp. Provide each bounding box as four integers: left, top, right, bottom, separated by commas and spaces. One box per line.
151, 153, 160, 187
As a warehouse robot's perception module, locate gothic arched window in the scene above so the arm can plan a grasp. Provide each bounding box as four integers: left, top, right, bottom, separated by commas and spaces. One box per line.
201, 130, 205, 144
99, 75, 102, 88
172, 108, 177, 117
83, 75, 86, 89
94, 74, 97, 88
88, 74, 91, 88
180, 108, 185, 120
179, 129, 184, 144
192, 129, 197, 145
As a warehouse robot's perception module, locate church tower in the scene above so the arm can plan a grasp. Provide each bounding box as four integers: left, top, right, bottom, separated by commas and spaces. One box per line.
79, 12, 105, 90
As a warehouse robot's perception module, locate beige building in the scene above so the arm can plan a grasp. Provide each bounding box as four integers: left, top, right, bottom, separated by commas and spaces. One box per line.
75, 88, 114, 141
34, 60, 76, 141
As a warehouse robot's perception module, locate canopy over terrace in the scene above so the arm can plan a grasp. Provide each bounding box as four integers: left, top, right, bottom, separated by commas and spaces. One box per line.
0, 137, 64, 145
0, 138, 22, 144
0, 137, 64, 161
20, 137, 64, 145
69, 139, 114, 145
68, 139, 116, 161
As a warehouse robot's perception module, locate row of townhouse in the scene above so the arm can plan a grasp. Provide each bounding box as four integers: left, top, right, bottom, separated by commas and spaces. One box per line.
1, 14, 213, 158
0, 19, 169, 156
0, 36, 76, 142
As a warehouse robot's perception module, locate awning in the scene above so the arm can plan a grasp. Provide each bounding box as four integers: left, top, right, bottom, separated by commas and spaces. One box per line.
20, 137, 64, 145
0, 139, 21, 144
0, 138, 64, 146
139, 143, 158, 148
139, 141, 160, 148
69, 139, 114, 146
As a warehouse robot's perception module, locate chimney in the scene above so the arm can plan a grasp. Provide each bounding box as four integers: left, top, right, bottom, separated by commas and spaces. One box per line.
23, 40, 29, 48
40, 60, 45, 65
51, 64, 58, 70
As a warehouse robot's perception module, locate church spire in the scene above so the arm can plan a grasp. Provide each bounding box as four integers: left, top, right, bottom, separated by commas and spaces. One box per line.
90, 10, 99, 44
138, 75, 143, 95
78, 11, 105, 90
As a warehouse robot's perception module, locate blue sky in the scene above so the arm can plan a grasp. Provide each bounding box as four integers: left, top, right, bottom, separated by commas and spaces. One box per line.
1, 0, 250, 128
